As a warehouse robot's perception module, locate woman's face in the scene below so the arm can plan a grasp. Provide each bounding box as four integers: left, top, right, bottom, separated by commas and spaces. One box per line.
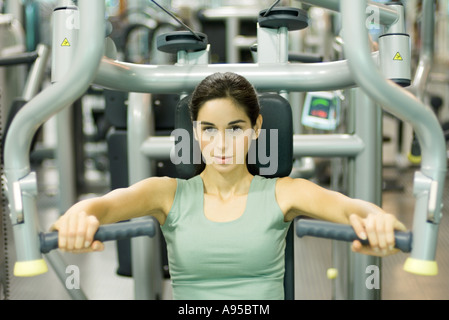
194, 98, 261, 173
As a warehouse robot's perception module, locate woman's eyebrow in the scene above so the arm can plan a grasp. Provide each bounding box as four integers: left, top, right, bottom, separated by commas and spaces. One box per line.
199, 120, 246, 126
228, 120, 246, 125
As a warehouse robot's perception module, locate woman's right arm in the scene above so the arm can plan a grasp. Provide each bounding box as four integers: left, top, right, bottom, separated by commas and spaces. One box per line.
51, 176, 177, 253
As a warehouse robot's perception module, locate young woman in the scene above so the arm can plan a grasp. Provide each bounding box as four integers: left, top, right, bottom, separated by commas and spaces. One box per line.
52, 72, 406, 300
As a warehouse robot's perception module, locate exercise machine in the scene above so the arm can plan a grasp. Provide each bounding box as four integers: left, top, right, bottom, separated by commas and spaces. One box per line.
3, 0, 446, 300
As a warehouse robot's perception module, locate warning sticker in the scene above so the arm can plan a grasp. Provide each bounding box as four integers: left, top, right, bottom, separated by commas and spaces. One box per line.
61, 38, 71, 47
393, 52, 403, 61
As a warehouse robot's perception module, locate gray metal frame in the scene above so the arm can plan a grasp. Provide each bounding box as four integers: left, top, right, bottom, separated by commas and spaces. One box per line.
4, 0, 446, 300
4, 0, 104, 287
341, 0, 446, 267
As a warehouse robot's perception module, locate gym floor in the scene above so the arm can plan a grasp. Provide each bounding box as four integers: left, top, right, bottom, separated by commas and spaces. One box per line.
4, 161, 449, 300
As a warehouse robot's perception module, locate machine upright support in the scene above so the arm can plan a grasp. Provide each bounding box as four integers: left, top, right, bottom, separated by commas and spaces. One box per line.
5, 0, 105, 277
127, 92, 163, 300
341, 0, 446, 276
348, 88, 383, 300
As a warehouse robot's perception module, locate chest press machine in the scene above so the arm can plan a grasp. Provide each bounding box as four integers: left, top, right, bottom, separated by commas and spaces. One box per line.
3, 0, 446, 300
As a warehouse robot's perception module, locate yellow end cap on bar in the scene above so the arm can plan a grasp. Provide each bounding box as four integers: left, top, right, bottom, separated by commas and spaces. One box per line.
407, 153, 422, 165
14, 259, 48, 277
403, 257, 438, 276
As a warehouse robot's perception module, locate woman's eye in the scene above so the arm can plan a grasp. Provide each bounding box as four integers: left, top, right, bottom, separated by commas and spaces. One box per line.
229, 126, 243, 134
203, 127, 217, 134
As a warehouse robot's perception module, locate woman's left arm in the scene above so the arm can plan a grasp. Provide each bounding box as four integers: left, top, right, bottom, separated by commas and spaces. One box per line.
276, 177, 407, 256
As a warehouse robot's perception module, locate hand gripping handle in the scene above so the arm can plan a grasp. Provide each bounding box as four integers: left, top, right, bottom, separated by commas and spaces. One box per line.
296, 219, 413, 253
40, 219, 156, 254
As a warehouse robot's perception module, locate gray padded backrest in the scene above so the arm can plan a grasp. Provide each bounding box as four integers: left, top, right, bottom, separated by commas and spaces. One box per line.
174, 93, 293, 179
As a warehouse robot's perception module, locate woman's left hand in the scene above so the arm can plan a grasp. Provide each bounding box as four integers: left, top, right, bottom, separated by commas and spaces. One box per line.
349, 213, 407, 256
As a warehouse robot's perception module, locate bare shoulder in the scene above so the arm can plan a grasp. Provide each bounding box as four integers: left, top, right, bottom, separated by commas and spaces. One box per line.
275, 176, 311, 192
126, 176, 178, 215
147, 176, 178, 191
141, 176, 177, 204
275, 177, 320, 220
129, 176, 177, 194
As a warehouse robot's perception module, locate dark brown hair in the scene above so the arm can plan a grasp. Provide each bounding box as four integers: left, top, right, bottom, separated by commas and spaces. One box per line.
189, 72, 260, 175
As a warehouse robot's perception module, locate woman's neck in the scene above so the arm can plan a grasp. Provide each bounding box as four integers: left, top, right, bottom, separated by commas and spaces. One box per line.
200, 166, 254, 198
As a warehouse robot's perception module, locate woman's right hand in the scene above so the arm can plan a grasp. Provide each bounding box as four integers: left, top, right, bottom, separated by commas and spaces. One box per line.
51, 206, 104, 253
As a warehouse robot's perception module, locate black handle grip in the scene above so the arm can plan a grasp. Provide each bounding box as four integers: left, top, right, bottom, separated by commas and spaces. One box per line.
40, 219, 156, 254
296, 219, 412, 253
0, 51, 38, 66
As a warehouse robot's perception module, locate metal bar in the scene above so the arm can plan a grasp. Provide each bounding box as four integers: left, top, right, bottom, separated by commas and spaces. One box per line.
127, 92, 163, 300
94, 57, 357, 93
409, 0, 436, 100
55, 106, 76, 213
140, 134, 364, 160
293, 134, 364, 158
200, 7, 260, 20
22, 44, 50, 101
300, 0, 398, 26
349, 88, 382, 300
140, 136, 174, 160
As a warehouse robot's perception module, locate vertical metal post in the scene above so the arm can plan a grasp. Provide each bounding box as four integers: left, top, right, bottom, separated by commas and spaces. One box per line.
330, 87, 382, 300
348, 88, 383, 300
128, 92, 163, 300
52, 1, 79, 213
55, 106, 76, 213
22, 44, 50, 101
226, 16, 239, 63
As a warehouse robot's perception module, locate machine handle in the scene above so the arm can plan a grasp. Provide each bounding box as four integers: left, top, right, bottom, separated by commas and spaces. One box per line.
40, 219, 156, 254
296, 219, 413, 253
0, 51, 39, 66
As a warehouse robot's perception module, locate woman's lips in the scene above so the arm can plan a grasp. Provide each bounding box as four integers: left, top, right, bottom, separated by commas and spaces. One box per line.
213, 156, 233, 164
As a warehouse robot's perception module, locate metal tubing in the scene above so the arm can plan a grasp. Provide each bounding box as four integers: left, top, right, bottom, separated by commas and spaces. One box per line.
128, 93, 163, 300
5, 0, 105, 271
22, 44, 50, 101
139, 134, 364, 160
410, 0, 436, 100
55, 106, 76, 213
341, 0, 446, 268
293, 134, 364, 158
94, 57, 357, 93
141, 136, 174, 160
300, 0, 398, 26
349, 88, 382, 300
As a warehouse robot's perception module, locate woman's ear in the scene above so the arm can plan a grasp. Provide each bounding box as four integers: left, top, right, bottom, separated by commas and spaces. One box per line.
253, 114, 263, 140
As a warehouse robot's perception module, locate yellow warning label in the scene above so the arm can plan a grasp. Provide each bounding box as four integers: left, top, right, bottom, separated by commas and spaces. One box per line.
393, 52, 403, 61
61, 38, 70, 47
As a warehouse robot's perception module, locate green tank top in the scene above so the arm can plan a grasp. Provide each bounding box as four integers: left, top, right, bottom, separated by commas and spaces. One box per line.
160, 175, 292, 300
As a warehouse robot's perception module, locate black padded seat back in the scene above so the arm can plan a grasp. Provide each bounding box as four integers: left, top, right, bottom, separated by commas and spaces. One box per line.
173, 93, 293, 179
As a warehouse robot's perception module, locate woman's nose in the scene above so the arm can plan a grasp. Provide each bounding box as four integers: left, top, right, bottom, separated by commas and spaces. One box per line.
213, 130, 231, 151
